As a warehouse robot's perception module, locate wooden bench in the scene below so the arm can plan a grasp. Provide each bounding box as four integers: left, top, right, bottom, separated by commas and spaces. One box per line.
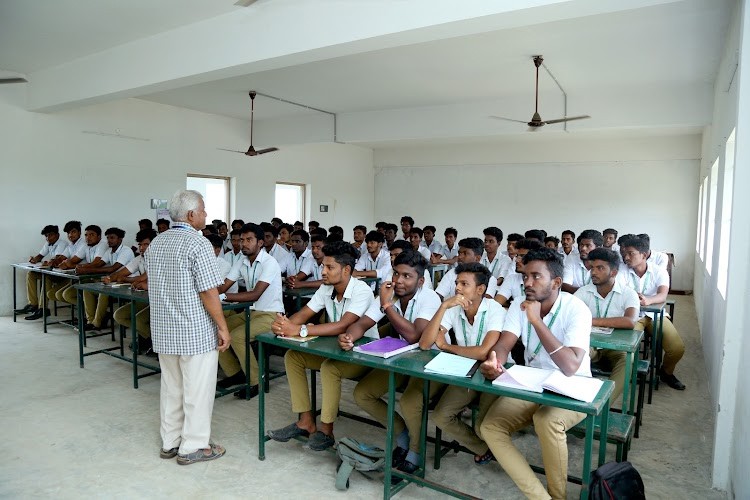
569, 411, 635, 462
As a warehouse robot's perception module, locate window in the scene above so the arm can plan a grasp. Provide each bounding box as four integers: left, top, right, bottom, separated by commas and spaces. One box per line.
186, 175, 230, 224
717, 129, 736, 298
705, 158, 719, 274
696, 182, 704, 254
699, 176, 708, 261
275, 183, 305, 224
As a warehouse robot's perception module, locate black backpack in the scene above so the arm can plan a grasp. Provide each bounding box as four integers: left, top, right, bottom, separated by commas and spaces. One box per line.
589, 461, 646, 499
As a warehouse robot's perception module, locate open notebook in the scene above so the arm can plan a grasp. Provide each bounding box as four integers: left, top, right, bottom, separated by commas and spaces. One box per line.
492, 364, 603, 403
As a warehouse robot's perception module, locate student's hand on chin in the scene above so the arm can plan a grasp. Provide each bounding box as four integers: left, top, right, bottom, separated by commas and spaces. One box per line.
521, 300, 542, 323
379, 281, 395, 302
445, 294, 471, 310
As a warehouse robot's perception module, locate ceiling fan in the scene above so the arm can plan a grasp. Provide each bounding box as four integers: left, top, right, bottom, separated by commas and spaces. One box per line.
490, 55, 590, 130
219, 91, 279, 157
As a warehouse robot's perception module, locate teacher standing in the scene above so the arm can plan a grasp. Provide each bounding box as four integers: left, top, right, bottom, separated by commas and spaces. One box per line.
145, 189, 231, 465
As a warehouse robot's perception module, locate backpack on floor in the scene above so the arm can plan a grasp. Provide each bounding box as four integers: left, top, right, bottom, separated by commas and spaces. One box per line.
589, 461, 646, 499
335, 437, 386, 491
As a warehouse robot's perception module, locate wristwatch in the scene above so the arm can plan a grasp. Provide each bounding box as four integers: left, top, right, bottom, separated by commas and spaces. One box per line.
299, 324, 308, 338
380, 302, 393, 314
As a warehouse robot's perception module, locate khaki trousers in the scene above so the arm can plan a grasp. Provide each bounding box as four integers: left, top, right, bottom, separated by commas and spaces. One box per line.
432, 386, 497, 456
480, 397, 585, 500
82, 290, 109, 327
25, 271, 43, 307
159, 349, 219, 455
61, 285, 96, 323
46, 277, 69, 303
285, 351, 370, 424
589, 348, 627, 405
217, 311, 277, 386
113, 303, 151, 338
636, 316, 685, 374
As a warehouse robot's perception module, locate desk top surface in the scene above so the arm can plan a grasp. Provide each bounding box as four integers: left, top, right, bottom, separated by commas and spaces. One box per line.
258, 333, 612, 414
74, 282, 253, 310
590, 329, 644, 353
641, 302, 666, 313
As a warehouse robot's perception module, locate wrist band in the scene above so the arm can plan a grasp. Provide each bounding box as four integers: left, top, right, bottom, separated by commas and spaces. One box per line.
549, 345, 564, 355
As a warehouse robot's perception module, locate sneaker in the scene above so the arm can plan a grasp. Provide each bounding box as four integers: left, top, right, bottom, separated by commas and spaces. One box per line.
176, 443, 225, 465
304, 431, 335, 451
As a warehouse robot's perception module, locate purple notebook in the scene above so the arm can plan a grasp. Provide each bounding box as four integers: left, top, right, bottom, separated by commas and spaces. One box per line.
353, 337, 419, 358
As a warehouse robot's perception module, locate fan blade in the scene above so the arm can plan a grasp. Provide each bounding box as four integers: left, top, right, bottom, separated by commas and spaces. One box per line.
217, 148, 246, 154
489, 115, 528, 124
256, 147, 279, 155
234, 0, 258, 6
543, 115, 591, 125
0, 78, 27, 84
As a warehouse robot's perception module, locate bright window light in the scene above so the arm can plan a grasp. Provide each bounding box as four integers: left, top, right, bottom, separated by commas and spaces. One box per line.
717, 129, 736, 298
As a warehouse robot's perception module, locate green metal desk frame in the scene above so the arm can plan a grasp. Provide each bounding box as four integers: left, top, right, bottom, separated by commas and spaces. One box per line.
590, 328, 644, 416
640, 302, 666, 403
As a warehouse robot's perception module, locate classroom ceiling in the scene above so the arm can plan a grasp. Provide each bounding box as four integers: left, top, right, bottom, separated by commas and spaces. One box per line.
0, 0, 735, 147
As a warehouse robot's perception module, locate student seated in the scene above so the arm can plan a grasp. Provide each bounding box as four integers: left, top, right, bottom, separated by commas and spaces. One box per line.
561, 229, 603, 294
206, 234, 237, 292
421, 262, 506, 468
328, 225, 344, 240
110, 229, 157, 352
400, 216, 414, 241
351, 225, 367, 252
55, 225, 109, 320
216, 223, 284, 399
342, 251, 441, 477
384, 240, 432, 289
293, 221, 304, 232
156, 218, 170, 233
603, 228, 619, 253
544, 236, 560, 251
278, 223, 294, 251
495, 238, 544, 308
638, 233, 669, 270
384, 223, 398, 250
559, 229, 578, 265
574, 248, 638, 405
481, 227, 513, 285
618, 236, 685, 390
267, 241, 377, 451
284, 230, 315, 287
524, 229, 546, 242
231, 219, 245, 232
17, 224, 69, 319
435, 238, 497, 299
288, 234, 326, 289
422, 225, 443, 256
307, 220, 320, 233
432, 227, 458, 267
43, 220, 87, 314
353, 230, 390, 283
261, 222, 290, 268
408, 227, 433, 261
479, 248, 593, 500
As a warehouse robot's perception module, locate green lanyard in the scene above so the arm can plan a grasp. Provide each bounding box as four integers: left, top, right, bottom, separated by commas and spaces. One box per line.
460, 310, 487, 346
526, 299, 562, 362
368, 254, 381, 271
247, 261, 259, 289
594, 292, 615, 318
294, 254, 305, 274
485, 256, 498, 275
631, 272, 651, 294
332, 298, 347, 322
580, 266, 591, 285
313, 263, 322, 280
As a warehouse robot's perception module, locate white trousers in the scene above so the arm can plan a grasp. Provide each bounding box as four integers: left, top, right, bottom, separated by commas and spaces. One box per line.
159, 350, 219, 454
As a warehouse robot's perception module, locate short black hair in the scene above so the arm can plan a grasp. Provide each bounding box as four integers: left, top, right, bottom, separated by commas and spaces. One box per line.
105, 227, 125, 239
261, 222, 279, 238
353, 225, 367, 233
561, 230, 576, 240
85, 225, 102, 236
483, 226, 504, 242
230, 228, 241, 237
64, 220, 81, 233
291, 229, 310, 242
325, 234, 343, 243
458, 237, 484, 256
138, 219, 153, 229
516, 238, 544, 251
308, 220, 320, 229
280, 223, 294, 233
156, 218, 170, 227
409, 227, 423, 238
522, 248, 564, 280
41, 225, 59, 236
617, 233, 636, 245
455, 262, 491, 289
311, 227, 328, 238
400, 216, 414, 226
444, 227, 458, 238
388, 240, 412, 252
217, 221, 228, 230
393, 250, 428, 278
587, 248, 621, 271
636, 233, 651, 244
506, 233, 523, 243
136, 229, 157, 243
231, 219, 245, 227
423, 225, 436, 233
322, 240, 359, 271
202, 225, 218, 235
524, 229, 545, 242
271, 217, 283, 225
603, 228, 618, 237
577, 229, 604, 247
241, 223, 265, 242
206, 234, 224, 249
544, 236, 560, 247
329, 225, 344, 236
385, 223, 399, 234
294, 220, 303, 227
621, 236, 649, 254
311, 234, 326, 244
365, 230, 385, 243
375, 221, 387, 230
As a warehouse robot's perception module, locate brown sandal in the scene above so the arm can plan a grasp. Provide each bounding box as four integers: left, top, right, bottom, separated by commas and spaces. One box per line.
176, 443, 226, 465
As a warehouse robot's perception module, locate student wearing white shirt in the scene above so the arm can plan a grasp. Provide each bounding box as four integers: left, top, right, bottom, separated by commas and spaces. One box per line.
433, 227, 458, 267
574, 247, 639, 404
544, 235, 560, 251
352, 225, 367, 253
480, 227, 513, 285
55, 225, 109, 320
17, 224, 69, 319
637, 233, 669, 270
267, 241, 377, 452
558, 229, 579, 265
400, 215, 414, 241
206, 234, 237, 293
384, 223, 398, 250
495, 238, 544, 308
383, 240, 433, 289
619, 236, 685, 390
436, 238, 497, 299
110, 229, 156, 351
342, 251, 441, 476
603, 228, 619, 254
217, 223, 284, 399
353, 230, 391, 283
43, 221, 86, 310
480, 248, 593, 500
422, 262, 507, 468
562, 229, 603, 294
502, 233, 523, 261
261, 222, 290, 269
284, 229, 315, 285
79, 227, 135, 331
422, 225, 443, 256
288, 234, 326, 289
223, 229, 245, 289
408, 227, 433, 261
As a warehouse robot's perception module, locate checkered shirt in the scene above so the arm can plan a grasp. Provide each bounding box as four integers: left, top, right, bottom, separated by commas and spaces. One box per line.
144, 222, 224, 355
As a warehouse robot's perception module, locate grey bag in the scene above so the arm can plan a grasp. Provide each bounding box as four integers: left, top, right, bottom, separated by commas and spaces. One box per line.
335, 437, 386, 490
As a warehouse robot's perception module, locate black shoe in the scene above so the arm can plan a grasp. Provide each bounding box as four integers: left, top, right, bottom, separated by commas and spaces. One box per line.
24, 308, 49, 320
267, 422, 310, 442
137, 338, 153, 355
391, 446, 408, 468
217, 372, 246, 389
391, 459, 419, 485
304, 431, 336, 451
83, 323, 99, 332
233, 385, 259, 399
660, 370, 686, 390
15, 304, 37, 314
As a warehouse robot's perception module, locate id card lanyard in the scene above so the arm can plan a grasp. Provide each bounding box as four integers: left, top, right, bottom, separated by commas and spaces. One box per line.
526, 299, 562, 362
460, 310, 487, 346
594, 292, 615, 318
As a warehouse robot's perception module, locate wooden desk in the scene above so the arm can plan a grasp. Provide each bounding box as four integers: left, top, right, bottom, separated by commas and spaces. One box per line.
257, 334, 613, 499
640, 302, 666, 402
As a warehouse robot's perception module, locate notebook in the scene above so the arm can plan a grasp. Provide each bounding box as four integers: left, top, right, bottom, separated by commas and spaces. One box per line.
353, 337, 419, 358
423, 352, 479, 377
591, 326, 614, 334
492, 364, 604, 403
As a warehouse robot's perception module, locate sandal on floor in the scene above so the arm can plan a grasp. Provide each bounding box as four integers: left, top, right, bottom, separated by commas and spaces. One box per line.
267, 422, 310, 442
160, 447, 179, 459
474, 449, 494, 465
304, 431, 335, 451
176, 443, 226, 465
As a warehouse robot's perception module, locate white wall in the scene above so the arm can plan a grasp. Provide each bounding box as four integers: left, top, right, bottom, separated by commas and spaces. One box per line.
0, 88, 374, 316
374, 133, 700, 291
